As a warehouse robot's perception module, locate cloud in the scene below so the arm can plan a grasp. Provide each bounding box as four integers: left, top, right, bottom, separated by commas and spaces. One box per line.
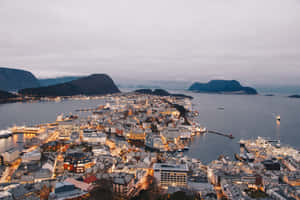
0, 0, 300, 84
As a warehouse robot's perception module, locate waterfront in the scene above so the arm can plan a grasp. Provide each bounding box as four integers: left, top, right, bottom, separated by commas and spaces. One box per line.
0, 92, 299, 199
1, 93, 300, 163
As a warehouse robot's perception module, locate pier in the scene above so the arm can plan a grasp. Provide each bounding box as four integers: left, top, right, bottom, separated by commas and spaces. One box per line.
207, 130, 234, 139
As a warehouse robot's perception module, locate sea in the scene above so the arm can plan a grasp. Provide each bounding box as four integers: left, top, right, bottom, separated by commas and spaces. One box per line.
0, 91, 299, 164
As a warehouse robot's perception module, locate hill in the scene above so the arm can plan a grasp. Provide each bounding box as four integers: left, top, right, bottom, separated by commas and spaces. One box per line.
288, 94, 300, 99
39, 76, 83, 87
0, 67, 40, 91
134, 89, 193, 99
188, 80, 257, 95
20, 74, 120, 97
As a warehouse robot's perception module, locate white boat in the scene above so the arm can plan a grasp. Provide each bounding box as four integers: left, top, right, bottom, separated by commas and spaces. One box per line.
276, 115, 280, 122
183, 146, 190, 151
0, 129, 13, 138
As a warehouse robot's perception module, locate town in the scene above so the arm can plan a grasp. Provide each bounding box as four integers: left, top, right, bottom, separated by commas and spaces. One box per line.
0, 93, 299, 200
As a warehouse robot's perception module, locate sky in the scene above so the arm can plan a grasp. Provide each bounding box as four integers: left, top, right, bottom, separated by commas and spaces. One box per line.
0, 0, 300, 85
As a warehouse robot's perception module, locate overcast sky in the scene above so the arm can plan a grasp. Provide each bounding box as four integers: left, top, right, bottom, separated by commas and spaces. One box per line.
1, 0, 300, 85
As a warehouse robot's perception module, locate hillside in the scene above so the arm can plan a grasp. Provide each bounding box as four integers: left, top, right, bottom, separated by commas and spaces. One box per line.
39, 76, 82, 87
134, 89, 193, 99
0, 67, 40, 91
189, 80, 257, 95
20, 74, 120, 97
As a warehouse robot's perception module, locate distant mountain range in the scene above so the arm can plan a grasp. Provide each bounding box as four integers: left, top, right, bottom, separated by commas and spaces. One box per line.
134, 89, 193, 99
189, 80, 258, 95
38, 76, 82, 87
117, 80, 191, 90
5, 67, 300, 98
20, 74, 120, 97
0, 67, 40, 91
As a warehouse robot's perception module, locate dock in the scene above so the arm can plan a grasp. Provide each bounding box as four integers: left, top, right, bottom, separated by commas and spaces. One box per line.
207, 130, 234, 139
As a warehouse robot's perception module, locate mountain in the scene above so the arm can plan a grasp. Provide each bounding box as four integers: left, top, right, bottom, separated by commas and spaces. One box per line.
39, 76, 83, 87
20, 74, 120, 97
117, 80, 192, 90
134, 89, 193, 99
0, 67, 40, 91
188, 80, 258, 95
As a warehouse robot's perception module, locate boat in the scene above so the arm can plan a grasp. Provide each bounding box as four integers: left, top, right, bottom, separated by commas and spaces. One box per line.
0, 129, 13, 138
218, 106, 225, 110
276, 115, 280, 122
56, 114, 78, 122
183, 146, 190, 151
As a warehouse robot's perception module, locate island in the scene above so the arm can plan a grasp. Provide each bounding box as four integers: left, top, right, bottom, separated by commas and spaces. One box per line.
288, 94, 300, 99
134, 89, 193, 99
19, 74, 120, 97
188, 80, 258, 95
0, 67, 40, 91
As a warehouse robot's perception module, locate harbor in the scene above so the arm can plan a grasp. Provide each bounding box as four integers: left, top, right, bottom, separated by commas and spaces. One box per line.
0, 92, 299, 200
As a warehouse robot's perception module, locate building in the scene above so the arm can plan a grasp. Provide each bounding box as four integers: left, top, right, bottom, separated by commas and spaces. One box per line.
126, 128, 146, 141
82, 132, 106, 144
63, 152, 94, 173
0, 191, 13, 200
50, 182, 87, 200
1, 147, 20, 164
153, 163, 188, 188
263, 160, 281, 171
161, 128, 180, 144
145, 134, 165, 151
21, 149, 41, 163
112, 173, 135, 197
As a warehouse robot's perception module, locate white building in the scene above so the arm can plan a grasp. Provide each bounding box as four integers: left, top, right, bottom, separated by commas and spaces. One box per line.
153, 163, 188, 188
0, 191, 13, 200
82, 132, 106, 144
21, 149, 41, 163
1, 148, 20, 164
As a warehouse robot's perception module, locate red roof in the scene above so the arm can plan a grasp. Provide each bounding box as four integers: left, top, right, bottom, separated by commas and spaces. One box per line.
84, 175, 97, 184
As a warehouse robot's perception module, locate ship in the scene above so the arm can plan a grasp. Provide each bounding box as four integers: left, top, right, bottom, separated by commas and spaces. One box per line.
217, 106, 225, 110
183, 146, 190, 151
56, 114, 78, 122
276, 115, 280, 122
0, 129, 13, 138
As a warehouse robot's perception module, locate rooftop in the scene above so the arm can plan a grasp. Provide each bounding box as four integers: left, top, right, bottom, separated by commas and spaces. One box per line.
153, 163, 188, 172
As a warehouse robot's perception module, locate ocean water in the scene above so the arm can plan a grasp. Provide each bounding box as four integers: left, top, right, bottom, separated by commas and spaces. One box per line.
0, 93, 299, 163
186, 92, 300, 163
